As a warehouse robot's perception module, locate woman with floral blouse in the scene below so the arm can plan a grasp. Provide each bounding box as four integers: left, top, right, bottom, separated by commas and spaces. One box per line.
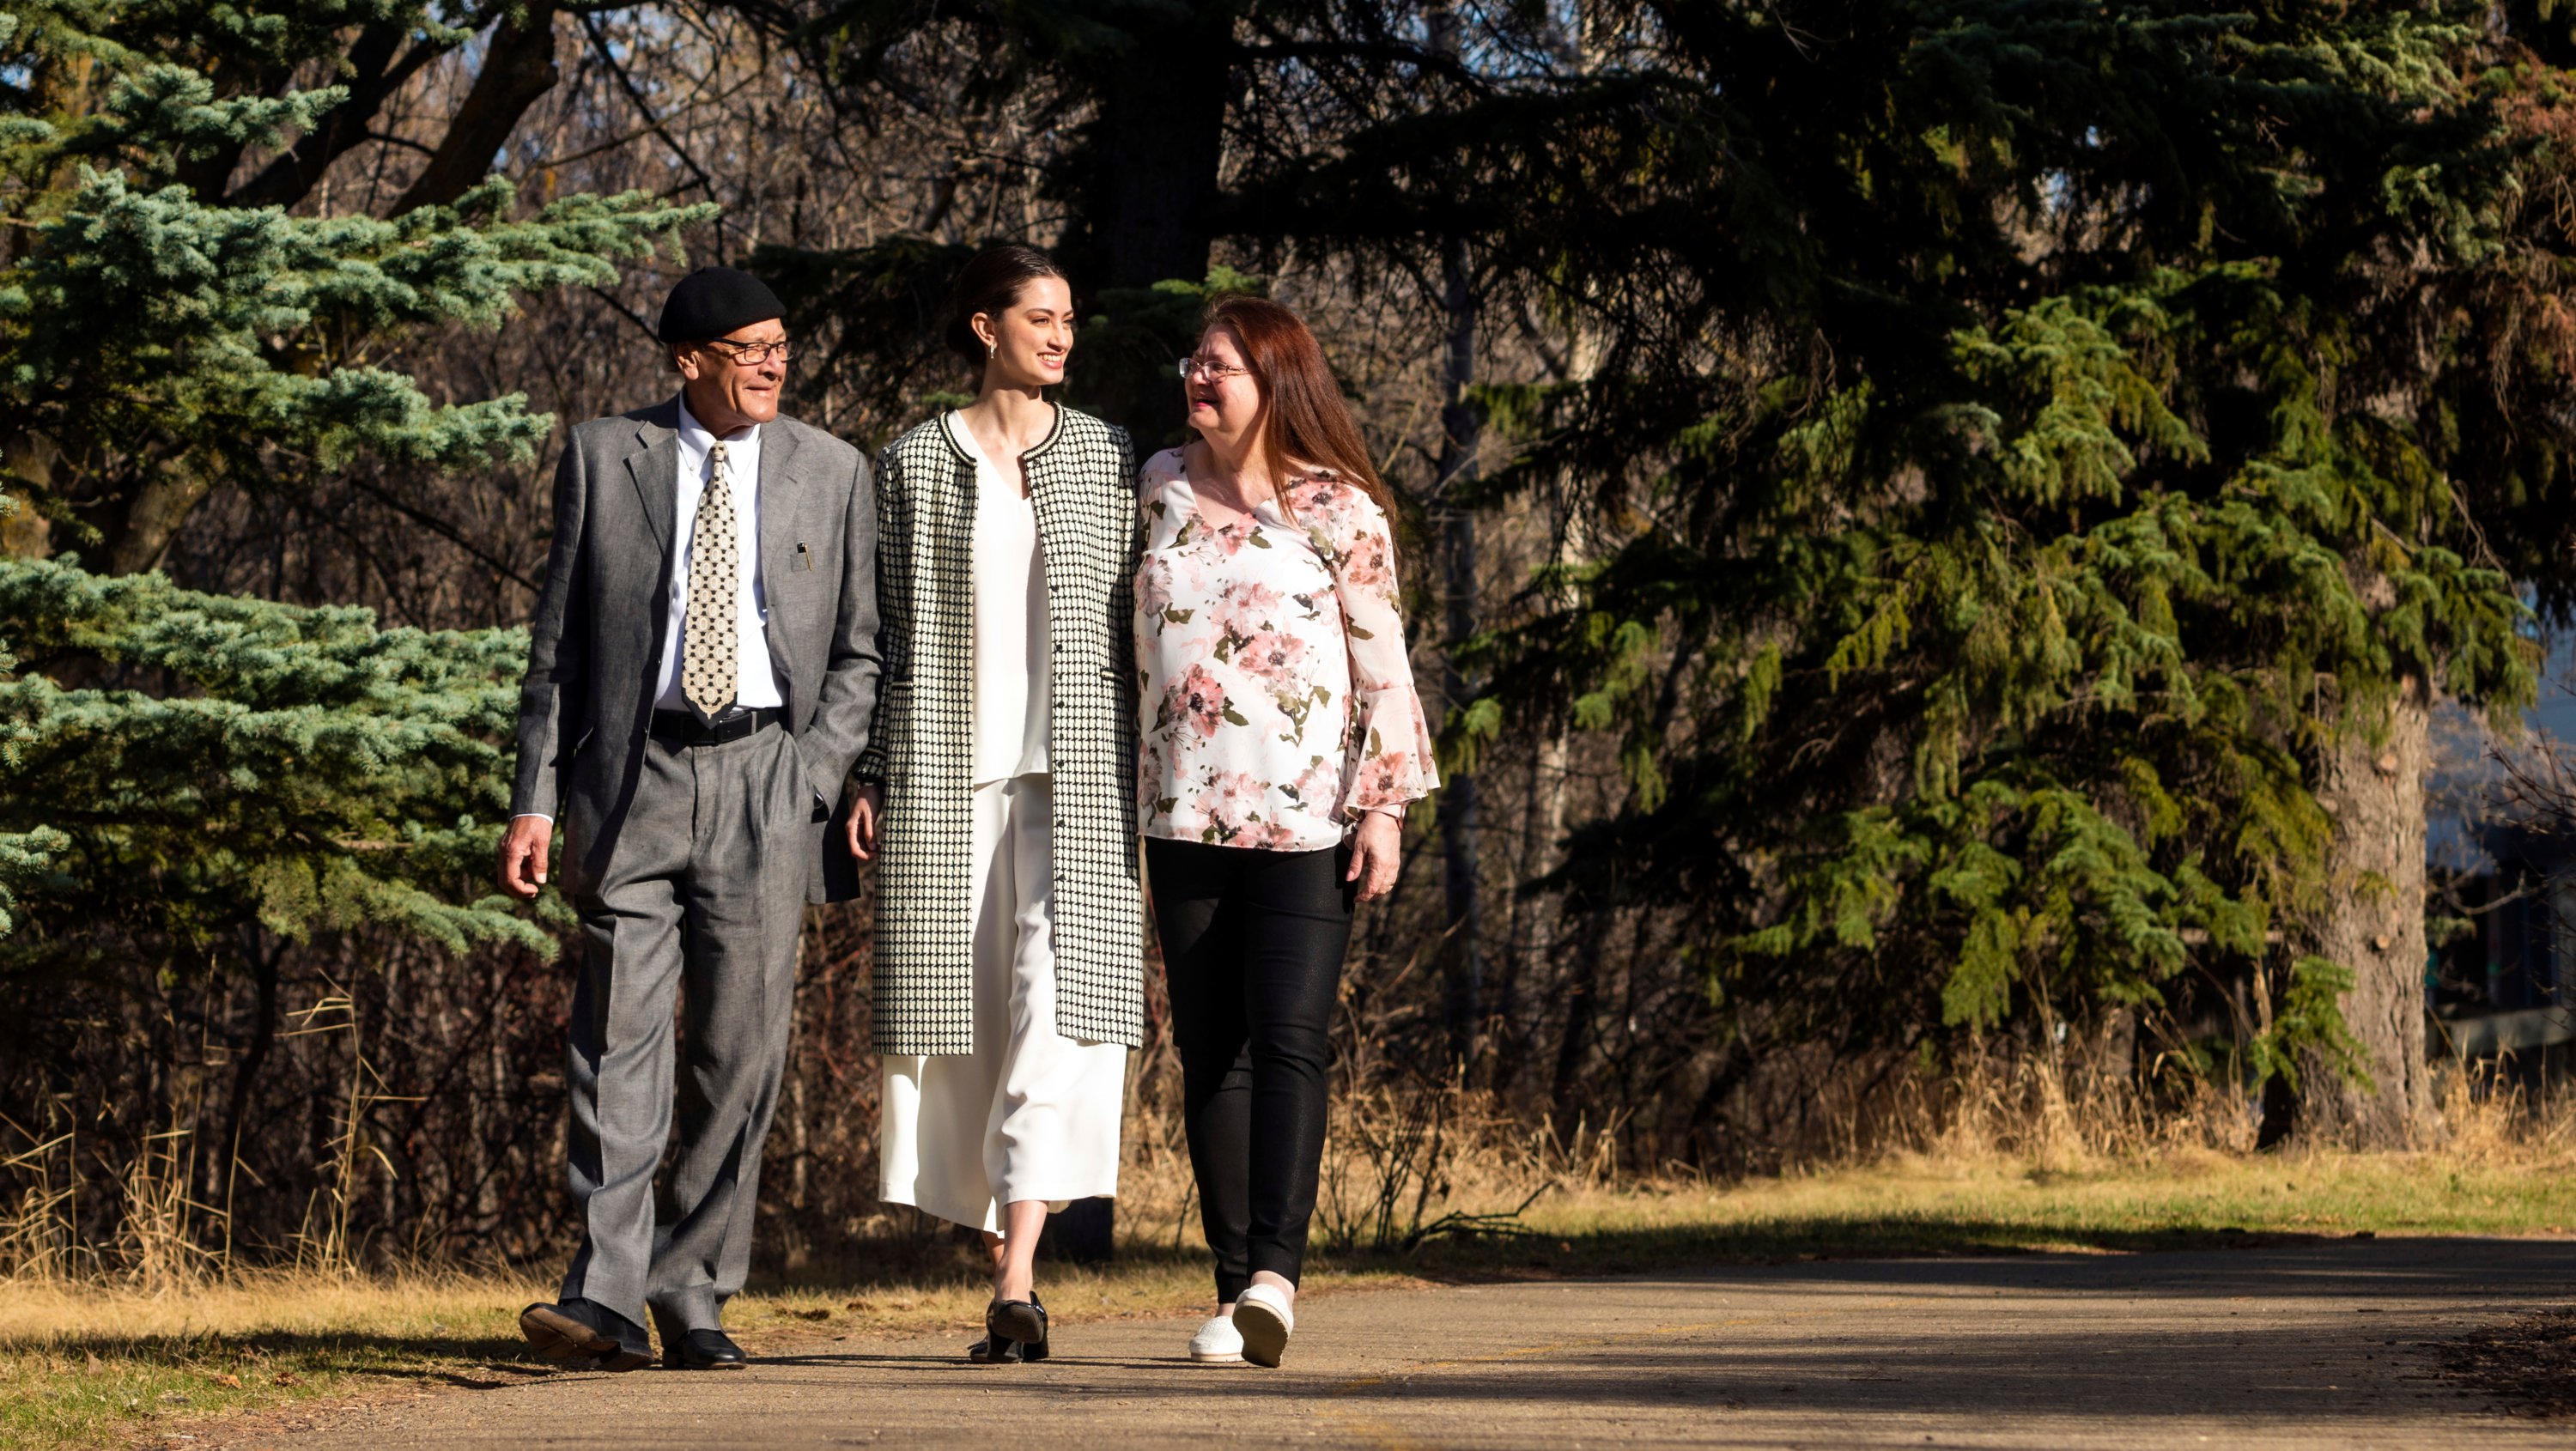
1134, 296, 1438, 1368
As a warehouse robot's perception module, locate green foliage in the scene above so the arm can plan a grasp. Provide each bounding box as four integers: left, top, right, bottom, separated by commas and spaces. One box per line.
4, 167, 697, 472
0, 2, 713, 568
2250, 955, 2367, 1094
0, 3, 695, 990
0, 557, 555, 968
1425, 1, 2549, 1090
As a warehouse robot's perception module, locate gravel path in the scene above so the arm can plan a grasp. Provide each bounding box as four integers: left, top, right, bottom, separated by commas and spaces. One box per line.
253, 1237, 2576, 1448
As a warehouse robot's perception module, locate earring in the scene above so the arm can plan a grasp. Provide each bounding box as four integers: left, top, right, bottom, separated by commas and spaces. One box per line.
987, 341, 998, 359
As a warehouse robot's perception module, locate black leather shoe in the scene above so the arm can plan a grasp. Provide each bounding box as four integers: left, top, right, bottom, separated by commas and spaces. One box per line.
987, 1294, 1048, 1363
519, 1299, 652, 1372
665, 1327, 748, 1370
649, 1307, 747, 1369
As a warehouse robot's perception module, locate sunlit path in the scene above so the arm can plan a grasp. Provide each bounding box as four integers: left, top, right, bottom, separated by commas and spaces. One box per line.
266, 1238, 2576, 1450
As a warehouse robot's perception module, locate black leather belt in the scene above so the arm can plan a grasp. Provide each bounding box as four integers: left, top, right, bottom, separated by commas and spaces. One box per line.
649, 706, 784, 747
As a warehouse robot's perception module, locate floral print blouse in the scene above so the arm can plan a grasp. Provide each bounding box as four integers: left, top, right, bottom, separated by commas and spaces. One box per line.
1133, 446, 1439, 851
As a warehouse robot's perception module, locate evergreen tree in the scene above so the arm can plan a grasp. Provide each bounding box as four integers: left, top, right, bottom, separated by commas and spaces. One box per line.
0, 3, 707, 1241
0, 3, 701, 573
0, 553, 546, 962
1365, 1, 2551, 1144
727, 0, 2575, 1146
0, 549, 554, 1218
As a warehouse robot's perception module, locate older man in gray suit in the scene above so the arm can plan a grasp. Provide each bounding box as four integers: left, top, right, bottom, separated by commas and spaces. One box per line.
496, 266, 880, 1372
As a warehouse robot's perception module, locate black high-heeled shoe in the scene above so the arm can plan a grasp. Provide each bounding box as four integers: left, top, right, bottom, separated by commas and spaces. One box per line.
987, 1293, 1048, 1363
968, 1333, 1024, 1364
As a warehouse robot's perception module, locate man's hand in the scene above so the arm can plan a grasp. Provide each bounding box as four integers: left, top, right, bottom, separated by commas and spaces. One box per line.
847, 782, 884, 860
499, 816, 554, 899
1346, 809, 1402, 902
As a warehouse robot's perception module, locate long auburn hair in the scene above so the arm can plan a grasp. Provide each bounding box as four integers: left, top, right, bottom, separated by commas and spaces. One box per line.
1199, 296, 1404, 550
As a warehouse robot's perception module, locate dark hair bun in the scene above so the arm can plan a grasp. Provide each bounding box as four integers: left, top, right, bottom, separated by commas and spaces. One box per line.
947, 245, 1067, 371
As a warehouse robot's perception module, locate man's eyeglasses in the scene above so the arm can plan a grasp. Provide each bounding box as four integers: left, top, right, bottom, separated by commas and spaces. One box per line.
1176, 355, 1250, 382
702, 337, 795, 366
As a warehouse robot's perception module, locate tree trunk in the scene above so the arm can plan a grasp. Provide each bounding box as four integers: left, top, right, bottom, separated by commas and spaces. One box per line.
2294, 677, 2435, 1147
1042, 1198, 1116, 1265
100, 467, 211, 576
394, 7, 564, 215
1089, 17, 1229, 292
1432, 155, 1484, 1066
1069, 5, 1232, 437
228, 22, 428, 209
207, 933, 283, 1204
1550, 907, 1609, 1129
1496, 725, 1569, 1088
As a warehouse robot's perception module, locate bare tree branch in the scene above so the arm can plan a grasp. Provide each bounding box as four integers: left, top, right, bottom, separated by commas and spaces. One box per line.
396, 5, 566, 214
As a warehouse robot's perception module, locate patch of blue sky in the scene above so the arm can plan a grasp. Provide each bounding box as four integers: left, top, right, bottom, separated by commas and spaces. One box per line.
2427, 611, 2576, 874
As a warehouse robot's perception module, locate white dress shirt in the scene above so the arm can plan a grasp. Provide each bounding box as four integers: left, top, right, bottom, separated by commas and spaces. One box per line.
656, 397, 783, 713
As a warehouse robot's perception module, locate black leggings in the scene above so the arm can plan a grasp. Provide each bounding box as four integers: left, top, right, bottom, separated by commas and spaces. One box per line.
1145, 836, 1355, 1304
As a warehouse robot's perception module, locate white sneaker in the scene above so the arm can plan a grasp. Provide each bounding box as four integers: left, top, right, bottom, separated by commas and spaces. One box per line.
1188, 1311, 1243, 1364
1233, 1283, 1294, 1368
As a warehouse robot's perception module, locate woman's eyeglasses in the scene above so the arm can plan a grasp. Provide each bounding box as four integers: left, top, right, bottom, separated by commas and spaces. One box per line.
1176, 356, 1250, 382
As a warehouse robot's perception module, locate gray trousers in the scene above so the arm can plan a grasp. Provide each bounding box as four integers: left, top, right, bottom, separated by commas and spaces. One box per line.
561, 724, 809, 1331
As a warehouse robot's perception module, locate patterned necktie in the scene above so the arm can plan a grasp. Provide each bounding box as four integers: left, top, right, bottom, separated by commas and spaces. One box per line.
682, 440, 739, 721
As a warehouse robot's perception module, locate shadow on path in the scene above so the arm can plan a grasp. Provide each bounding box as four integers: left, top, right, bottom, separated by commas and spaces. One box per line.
57, 1229, 2576, 1386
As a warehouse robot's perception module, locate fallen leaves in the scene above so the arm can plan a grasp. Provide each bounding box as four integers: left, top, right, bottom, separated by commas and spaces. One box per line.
2438, 1307, 2576, 1417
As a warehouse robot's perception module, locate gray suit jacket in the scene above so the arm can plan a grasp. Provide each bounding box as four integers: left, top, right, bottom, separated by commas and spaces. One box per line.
511, 396, 883, 904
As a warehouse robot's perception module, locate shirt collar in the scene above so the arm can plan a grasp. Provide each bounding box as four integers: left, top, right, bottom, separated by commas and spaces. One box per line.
676, 394, 759, 457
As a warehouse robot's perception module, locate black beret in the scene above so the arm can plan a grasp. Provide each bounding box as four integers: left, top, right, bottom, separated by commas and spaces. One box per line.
657, 265, 786, 344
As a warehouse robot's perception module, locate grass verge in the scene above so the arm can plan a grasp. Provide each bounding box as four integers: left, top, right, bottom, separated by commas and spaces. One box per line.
4, 1147, 2570, 1448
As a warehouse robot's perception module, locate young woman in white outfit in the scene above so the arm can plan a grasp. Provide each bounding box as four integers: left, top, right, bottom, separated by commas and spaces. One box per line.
848, 246, 1145, 1363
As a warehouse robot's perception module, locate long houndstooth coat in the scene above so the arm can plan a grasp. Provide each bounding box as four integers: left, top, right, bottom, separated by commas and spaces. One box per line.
854, 405, 1144, 1054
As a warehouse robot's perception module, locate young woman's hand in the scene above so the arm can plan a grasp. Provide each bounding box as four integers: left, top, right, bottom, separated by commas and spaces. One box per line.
848, 782, 884, 860
1346, 808, 1402, 902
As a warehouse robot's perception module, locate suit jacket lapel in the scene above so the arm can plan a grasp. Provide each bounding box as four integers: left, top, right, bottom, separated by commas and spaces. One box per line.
756, 420, 804, 689
624, 398, 683, 555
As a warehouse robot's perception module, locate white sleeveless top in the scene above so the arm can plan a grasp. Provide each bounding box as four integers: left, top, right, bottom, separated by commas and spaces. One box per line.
949, 411, 1051, 785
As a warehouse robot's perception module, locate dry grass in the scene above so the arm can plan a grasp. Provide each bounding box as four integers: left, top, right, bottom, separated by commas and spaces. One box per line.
0, 1267, 546, 1447
9, 1142, 2576, 1447
11, 1052, 2576, 1447
0, 1254, 1434, 1447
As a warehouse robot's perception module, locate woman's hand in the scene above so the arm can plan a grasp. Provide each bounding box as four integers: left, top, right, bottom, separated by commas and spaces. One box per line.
848, 782, 884, 860
1346, 808, 1402, 902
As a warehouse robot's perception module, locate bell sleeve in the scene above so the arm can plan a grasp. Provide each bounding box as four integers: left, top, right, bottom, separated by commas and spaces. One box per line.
1310, 480, 1440, 822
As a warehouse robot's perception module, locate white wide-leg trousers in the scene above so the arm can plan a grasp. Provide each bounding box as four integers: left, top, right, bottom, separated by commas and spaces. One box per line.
878, 774, 1127, 1232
